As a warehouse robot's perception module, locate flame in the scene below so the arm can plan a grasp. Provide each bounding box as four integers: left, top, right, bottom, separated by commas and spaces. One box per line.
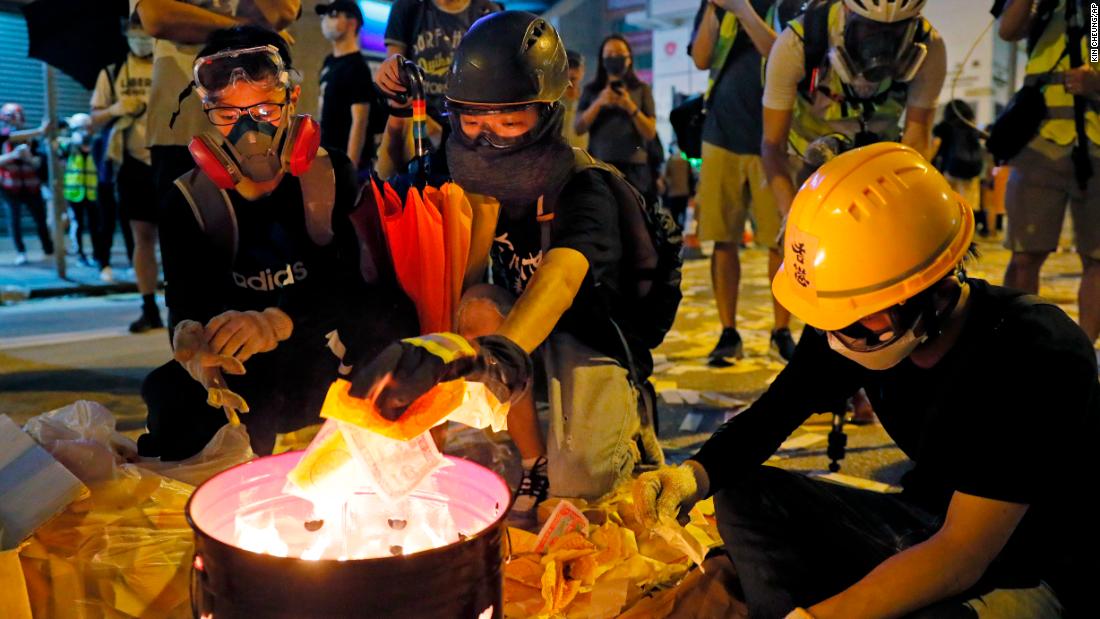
234, 512, 289, 558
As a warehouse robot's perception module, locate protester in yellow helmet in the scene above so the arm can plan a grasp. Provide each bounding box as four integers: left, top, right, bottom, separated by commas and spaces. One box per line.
997, 0, 1100, 354
635, 143, 1096, 618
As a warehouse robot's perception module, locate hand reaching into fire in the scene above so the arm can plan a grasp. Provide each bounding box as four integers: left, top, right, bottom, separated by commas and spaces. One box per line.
347, 333, 532, 421
173, 320, 249, 425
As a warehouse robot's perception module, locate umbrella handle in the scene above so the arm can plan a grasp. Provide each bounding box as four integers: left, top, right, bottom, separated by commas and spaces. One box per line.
400, 59, 430, 186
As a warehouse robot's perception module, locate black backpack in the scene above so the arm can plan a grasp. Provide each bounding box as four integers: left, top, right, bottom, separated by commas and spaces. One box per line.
944, 123, 984, 179
541, 149, 684, 351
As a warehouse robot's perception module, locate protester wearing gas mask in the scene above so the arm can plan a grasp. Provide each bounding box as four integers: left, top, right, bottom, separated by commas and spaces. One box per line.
350, 12, 671, 521
138, 27, 417, 460
574, 34, 659, 205
635, 143, 1096, 619
761, 0, 946, 220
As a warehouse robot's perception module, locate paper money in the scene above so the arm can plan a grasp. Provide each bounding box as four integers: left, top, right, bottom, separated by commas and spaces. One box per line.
338, 422, 447, 500
534, 500, 589, 554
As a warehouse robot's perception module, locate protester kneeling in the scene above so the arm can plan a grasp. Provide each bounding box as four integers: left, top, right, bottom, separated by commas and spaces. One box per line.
635, 143, 1095, 618
138, 27, 416, 460
348, 12, 674, 524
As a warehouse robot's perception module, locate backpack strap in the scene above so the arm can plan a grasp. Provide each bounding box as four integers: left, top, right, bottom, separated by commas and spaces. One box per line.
174, 168, 237, 264
796, 0, 833, 100
299, 147, 336, 247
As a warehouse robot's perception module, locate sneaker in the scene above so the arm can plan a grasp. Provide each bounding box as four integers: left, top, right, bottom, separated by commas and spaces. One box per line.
770, 327, 797, 362
13, 252, 28, 266
508, 456, 549, 526
708, 328, 744, 364
129, 312, 164, 333
99, 266, 114, 283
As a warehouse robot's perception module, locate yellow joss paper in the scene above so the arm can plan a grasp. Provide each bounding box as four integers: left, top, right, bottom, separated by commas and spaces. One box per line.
320, 378, 467, 441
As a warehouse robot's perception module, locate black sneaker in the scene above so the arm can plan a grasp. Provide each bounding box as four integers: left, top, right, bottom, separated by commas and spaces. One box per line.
129, 312, 164, 334
771, 327, 797, 362
708, 328, 743, 365
508, 456, 549, 526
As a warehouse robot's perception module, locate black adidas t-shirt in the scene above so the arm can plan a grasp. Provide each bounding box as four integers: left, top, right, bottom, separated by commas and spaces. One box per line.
161, 149, 365, 343
691, 279, 1099, 613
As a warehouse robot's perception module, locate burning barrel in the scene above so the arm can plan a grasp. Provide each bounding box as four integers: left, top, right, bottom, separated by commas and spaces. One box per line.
186, 451, 510, 618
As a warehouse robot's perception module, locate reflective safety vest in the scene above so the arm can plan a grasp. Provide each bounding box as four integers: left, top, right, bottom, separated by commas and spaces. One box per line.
1025, 0, 1100, 147
63, 150, 97, 202
786, 0, 919, 155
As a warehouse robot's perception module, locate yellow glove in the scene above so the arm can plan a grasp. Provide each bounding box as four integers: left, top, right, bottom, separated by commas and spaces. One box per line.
633, 461, 710, 527
173, 320, 249, 425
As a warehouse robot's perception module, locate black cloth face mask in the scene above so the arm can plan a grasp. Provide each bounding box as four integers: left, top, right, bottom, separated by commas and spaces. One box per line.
446, 104, 575, 206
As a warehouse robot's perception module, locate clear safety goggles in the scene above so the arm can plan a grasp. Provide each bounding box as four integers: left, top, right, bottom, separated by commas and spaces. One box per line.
446, 101, 546, 149
838, 16, 927, 84
192, 45, 296, 102
827, 296, 928, 353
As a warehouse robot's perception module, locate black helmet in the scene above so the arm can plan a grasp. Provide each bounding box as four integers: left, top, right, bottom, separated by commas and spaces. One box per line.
446, 11, 568, 110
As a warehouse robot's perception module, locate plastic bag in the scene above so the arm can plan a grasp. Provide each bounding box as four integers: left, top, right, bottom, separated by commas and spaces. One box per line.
16, 401, 255, 618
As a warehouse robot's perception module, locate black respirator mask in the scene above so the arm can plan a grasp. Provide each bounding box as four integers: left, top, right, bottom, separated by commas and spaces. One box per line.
829, 15, 928, 96
445, 103, 575, 206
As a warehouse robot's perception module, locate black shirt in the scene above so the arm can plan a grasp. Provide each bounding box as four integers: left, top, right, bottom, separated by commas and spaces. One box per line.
691, 279, 1098, 612
383, 0, 500, 120
578, 81, 656, 165
319, 52, 380, 169
161, 150, 367, 346
490, 169, 650, 375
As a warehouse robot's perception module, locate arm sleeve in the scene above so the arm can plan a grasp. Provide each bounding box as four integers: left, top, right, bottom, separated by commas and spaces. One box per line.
91, 69, 113, 109
383, 0, 414, 49
549, 171, 621, 283
160, 185, 229, 330
690, 328, 863, 494
938, 308, 1099, 505
906, 29, 947, 109
350, 61, 378, 104
761, 26, 806, 111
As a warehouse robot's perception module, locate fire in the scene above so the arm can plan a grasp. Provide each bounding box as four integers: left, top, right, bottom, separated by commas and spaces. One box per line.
231, 487, 468, 561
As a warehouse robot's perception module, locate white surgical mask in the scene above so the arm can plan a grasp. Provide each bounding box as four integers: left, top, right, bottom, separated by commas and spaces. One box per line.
826, 328, 926, 370
127, 33, 154, 58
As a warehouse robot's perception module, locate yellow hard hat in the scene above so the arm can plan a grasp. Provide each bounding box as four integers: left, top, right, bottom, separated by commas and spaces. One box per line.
772, 142, 974, 331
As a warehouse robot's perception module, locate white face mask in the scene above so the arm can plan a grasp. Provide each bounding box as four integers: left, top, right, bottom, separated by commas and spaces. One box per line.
826, 328, 926, 370
127, 33, 154, 58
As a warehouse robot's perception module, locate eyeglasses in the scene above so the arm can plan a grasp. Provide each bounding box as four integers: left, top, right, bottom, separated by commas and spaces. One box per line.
204, 101, 286, 126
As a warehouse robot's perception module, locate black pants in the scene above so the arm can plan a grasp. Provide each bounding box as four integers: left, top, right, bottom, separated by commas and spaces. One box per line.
142, 285, 420, 460
68, 198, 101, 261
715, 466, 1042, 618
139, 339, 342, 460
3, 188, 53, 254
664, 195, 688, 228
94, 183, 119, 267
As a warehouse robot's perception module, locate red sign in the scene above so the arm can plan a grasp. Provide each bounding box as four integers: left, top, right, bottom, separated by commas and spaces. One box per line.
665, 41, 678, 57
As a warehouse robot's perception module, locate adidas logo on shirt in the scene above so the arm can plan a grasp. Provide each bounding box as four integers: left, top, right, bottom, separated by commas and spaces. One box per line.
232, 262, 308, 291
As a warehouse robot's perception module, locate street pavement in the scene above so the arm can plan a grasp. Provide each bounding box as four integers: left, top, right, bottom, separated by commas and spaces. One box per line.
0, 235, 1088, 487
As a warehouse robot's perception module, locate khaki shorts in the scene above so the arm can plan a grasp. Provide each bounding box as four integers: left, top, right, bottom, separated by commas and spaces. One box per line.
1005, 147, 1100, 259
696, 142, 781, 249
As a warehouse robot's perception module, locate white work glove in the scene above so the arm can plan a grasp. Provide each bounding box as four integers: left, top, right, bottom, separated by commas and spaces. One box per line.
173, 320, 249, 425
633, 461, 710, 527
205, 308, 293, 363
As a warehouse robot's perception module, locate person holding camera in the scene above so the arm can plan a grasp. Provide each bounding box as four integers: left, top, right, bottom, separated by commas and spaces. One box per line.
997, 0, 1100, 354
574, 35, 658, 205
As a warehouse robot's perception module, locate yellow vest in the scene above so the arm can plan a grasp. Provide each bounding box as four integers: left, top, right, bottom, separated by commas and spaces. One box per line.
787, 2, 910, 155
1026, 1, 1100, 147
63, 151, 97, 203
